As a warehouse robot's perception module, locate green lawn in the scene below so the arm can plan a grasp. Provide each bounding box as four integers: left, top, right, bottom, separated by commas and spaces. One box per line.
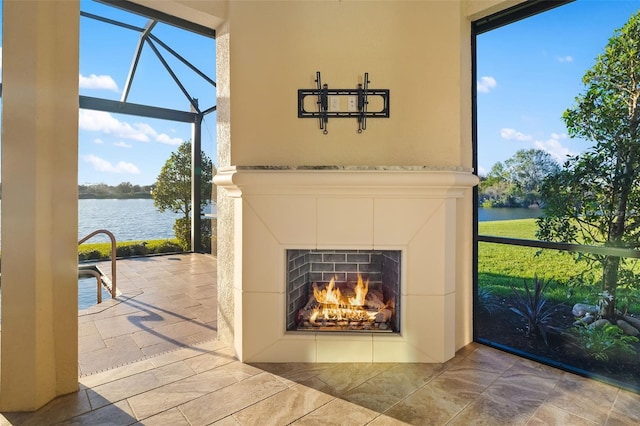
478, 219, 605, 307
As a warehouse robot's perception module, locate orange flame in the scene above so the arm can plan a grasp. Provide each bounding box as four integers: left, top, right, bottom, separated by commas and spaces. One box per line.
309, 274, 376, 325
313, 276, 342, 305
348, 274, 369, 306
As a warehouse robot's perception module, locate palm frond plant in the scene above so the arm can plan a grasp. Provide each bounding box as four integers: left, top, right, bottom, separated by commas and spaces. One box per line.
510, 275, 555, 345
477, 287, 501, 316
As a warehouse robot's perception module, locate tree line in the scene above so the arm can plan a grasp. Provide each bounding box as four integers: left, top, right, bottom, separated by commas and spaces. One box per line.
79, 182, 154, 199
0, 183, 155, 199
478, 148, 559, 208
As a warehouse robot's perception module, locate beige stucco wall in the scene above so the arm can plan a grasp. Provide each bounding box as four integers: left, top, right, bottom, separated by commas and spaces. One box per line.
226, 1, 470, 168
466, 0, 525, 21
132, 0, 227, 29
1, 0, 80, 411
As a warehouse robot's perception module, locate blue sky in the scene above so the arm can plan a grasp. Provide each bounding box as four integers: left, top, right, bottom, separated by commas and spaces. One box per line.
77, 0, 216, 185
477, 0, 640, 176
0, 0, 217, 186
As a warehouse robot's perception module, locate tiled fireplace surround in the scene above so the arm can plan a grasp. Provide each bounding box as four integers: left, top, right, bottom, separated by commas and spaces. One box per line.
214, 166, 478, 363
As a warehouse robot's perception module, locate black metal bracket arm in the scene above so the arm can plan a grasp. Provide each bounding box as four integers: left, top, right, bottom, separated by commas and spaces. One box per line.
298, 72, 389, 135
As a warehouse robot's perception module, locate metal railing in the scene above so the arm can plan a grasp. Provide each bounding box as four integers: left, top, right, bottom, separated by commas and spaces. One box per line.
477, 234, 640, 258
78, 229, 117, 300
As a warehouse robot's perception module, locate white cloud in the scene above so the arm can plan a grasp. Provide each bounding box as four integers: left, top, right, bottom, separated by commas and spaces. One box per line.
500, 128, 533, 142
534, 133, 577, 163
557, 55, 574, 63
156, 133, 183, 145
83, 154, 140, 174
135, 122, 156, 136
135, 123, 182, 145
79, 110, 151, 142
550, 132, 568, 140
477, 76, 497, 93
114, 141, 132, 148
79, 73, 119, 92
93, 138, 104, 144
477, 165, 487, 176
79, 109, 183, 145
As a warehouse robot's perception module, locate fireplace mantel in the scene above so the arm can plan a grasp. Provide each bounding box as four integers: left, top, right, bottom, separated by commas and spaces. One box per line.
215, 165, 477, 196
213, 166, 479, 362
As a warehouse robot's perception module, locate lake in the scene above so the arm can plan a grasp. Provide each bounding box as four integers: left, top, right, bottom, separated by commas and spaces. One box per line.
78, 198, 185, 243
478, 207, 543, 222
0, 199, 214, 244
78, 198, 216, 243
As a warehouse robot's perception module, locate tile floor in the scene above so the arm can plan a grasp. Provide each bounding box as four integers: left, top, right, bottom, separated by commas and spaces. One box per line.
1, 253, 640, 425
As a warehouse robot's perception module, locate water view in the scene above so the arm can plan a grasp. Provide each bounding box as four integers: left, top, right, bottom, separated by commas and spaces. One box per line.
78, 198, 183, 243
477, 207, 543, 222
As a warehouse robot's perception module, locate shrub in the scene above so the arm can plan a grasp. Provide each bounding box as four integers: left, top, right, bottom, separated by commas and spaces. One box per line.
477, 287, 500, 315
116, 243, 148, 258
510, 275, 555, 344
78, 249, 103, 261
570, 322, 639, 362
79, 238, 184, 261
149, 240, 184, 254
173, 217, 212, 252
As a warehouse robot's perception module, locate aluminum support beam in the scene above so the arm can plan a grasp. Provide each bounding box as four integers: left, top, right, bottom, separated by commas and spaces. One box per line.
191, 106, 203, 252
79, 95, 198, 123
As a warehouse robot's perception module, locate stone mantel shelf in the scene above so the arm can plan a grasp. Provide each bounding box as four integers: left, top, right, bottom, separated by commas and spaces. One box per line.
232, 165, 474, 172
213, 165, 479, 198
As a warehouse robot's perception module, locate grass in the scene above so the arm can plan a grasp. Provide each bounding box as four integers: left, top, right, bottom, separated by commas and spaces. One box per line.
78, 238, 184, 261
478, 218, 620, 310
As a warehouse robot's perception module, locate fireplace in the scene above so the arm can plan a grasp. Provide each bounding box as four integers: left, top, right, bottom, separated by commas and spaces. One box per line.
213, 166, 478, 363
286, 249, 401, 333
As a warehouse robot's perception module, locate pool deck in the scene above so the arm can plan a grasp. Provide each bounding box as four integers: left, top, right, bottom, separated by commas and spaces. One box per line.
2, 253, 640, 425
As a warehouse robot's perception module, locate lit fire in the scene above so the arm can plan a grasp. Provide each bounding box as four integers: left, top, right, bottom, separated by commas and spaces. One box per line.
309, 274, 377, 325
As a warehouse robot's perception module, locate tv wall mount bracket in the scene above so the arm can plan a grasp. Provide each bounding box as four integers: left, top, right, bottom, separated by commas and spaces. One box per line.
298, 72, 389, 134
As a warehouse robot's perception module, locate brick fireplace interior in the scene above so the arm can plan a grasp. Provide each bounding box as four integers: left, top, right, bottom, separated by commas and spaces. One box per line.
286, 249, 401, 333
214, 166, 478, 363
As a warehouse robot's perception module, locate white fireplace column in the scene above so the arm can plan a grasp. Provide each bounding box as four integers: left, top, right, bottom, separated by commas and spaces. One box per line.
214, 166, 479, 363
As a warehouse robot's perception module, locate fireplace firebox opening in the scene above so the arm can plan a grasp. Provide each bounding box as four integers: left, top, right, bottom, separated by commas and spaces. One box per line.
286, 249, 401, 333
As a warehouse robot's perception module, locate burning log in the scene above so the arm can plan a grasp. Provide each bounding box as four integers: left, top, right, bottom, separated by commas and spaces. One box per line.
297, 274, 395, 332
375, 309, 393, 323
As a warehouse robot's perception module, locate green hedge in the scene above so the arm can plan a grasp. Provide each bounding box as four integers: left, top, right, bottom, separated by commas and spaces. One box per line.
78, 239, 184, 261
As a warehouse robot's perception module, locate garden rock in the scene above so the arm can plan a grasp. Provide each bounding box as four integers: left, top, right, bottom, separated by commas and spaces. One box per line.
623, 315, 640, 331
588, 319, 610, 329
617, 319, 640, 337
572, 303, 598, 318
573, 313, 595, 326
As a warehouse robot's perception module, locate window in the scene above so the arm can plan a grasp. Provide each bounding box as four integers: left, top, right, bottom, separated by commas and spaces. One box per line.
473, 0, 640, 393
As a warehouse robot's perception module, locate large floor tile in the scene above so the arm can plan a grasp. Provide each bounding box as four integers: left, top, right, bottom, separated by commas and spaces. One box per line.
87, 361, 195, 410
232, 384, 334, 425
179, 372, 288, 425
291, 398, 379, 425
128, 367, 238, 419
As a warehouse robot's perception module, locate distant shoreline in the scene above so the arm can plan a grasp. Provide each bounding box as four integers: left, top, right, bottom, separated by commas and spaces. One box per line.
79, 194, 152, 200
